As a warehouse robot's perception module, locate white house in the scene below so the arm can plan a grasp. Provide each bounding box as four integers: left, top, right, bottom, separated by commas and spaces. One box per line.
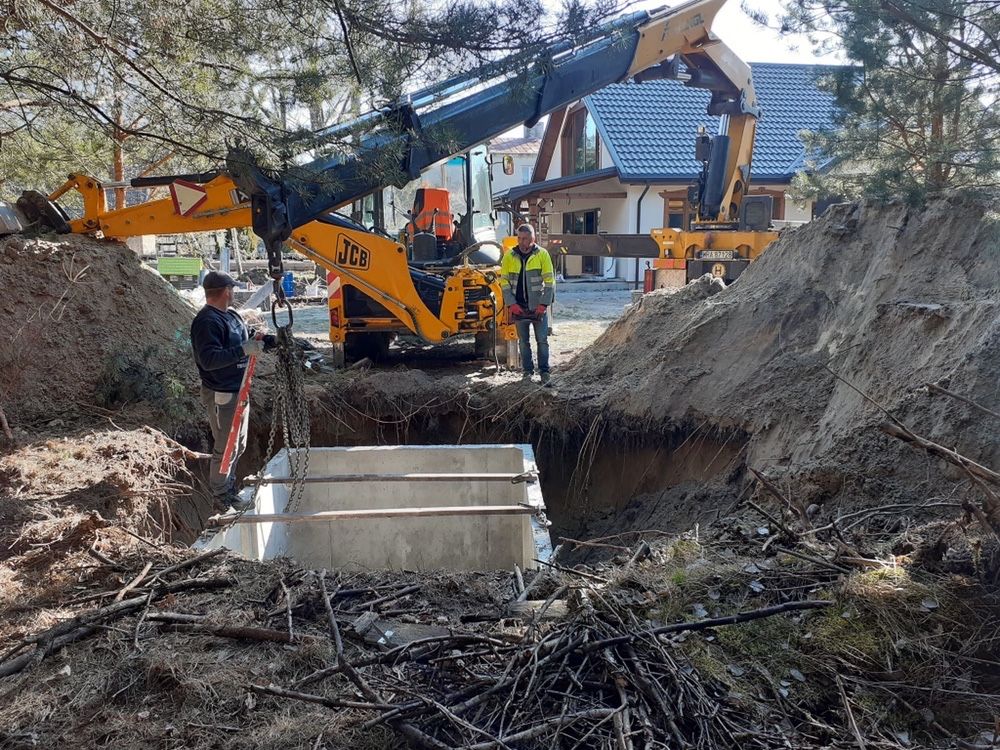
494, 63, 841, 281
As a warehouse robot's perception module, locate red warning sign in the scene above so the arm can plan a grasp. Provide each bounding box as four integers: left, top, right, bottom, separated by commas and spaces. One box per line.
169, 179, 208, 216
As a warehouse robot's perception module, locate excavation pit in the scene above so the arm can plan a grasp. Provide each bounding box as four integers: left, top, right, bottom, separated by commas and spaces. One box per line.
195, 444, 550, 571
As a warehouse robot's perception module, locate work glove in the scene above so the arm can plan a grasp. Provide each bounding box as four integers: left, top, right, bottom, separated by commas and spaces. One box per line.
261, 334, 278, 352
242, 338, 265, 356
509, 303, 524, 317
534, 305, 546, 316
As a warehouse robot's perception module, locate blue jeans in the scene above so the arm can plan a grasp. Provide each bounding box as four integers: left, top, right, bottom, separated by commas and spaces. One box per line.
515, 312, 549, 374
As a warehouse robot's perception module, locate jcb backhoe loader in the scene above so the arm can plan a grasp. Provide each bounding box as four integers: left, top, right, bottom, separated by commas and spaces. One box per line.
9, 146, 507, 366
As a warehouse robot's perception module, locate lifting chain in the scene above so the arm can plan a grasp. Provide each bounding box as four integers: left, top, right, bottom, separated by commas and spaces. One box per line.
215, 272, 312, 533
272, 320, 311, 513
264, 237, 311, 513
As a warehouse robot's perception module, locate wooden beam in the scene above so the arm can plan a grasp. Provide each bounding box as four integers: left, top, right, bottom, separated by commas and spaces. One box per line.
211, 505, 535, 525
256, 472, 532, 485
532, 107, 567, 182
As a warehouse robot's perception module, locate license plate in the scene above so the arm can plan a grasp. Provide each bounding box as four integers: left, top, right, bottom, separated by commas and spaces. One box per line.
700, 250, 734, 260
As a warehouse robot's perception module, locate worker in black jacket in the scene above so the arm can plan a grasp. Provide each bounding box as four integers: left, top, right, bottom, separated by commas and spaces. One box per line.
190, 271, 275, 511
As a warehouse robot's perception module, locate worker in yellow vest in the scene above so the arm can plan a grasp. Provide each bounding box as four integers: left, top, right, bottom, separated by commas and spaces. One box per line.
500, 224, 556, 385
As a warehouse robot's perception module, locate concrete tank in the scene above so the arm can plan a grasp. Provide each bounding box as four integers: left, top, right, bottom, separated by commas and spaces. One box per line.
195, 444, 549, 572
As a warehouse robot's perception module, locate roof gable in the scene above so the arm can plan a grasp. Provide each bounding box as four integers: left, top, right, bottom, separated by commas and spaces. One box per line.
586, 63, 841, 182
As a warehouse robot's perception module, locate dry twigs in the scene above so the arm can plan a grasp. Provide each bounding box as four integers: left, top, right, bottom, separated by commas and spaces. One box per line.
260, 567, 834, 749
0, 575, 233, 678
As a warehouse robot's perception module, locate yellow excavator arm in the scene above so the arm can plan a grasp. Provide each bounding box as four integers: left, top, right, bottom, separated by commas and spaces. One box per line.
628, 2, 758, 223
45, 172, 509, 354
58, 174, 249, 237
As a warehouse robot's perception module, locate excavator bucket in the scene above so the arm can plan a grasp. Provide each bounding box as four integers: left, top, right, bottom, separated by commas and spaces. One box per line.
0, 203, 24, 235
16, 190, 72, 233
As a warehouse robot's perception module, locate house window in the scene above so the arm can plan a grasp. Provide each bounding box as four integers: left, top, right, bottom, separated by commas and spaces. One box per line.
771, 193, 785, 220
562, 209, 599, 235
748, 188, 786, 220
520, 165, 533, 185
560, 108, 600, 176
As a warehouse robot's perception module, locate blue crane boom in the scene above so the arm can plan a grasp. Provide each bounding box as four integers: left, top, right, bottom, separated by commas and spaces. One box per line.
226, 0, 759, 284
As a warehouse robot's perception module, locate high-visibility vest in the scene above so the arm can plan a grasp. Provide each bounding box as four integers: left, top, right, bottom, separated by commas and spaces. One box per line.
500, 245, 556, 309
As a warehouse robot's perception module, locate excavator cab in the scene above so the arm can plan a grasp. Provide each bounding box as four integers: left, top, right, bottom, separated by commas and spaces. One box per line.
408, 187, 457, 264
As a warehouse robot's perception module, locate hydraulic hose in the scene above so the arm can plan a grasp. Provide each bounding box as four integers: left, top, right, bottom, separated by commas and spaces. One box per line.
445, 240, 505, 267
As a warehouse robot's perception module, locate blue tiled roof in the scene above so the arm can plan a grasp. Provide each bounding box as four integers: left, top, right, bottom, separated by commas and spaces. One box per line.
586, 63, 841, 182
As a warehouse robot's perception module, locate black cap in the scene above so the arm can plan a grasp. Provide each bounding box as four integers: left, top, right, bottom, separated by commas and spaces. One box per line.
202, 271, 238, 290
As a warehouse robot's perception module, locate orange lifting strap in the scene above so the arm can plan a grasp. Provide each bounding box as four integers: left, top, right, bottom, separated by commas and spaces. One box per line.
409, 187, 453, 240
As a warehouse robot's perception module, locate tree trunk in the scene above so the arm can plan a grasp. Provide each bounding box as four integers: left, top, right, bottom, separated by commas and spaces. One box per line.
113, 100, 126, 210
928, 35, 949, 190
113, 139, 126, 209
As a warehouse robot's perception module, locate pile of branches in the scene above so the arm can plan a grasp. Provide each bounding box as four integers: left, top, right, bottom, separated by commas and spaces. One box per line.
4, 529, 997, 748
0, 548, 233, 678
253, 566, 833, 750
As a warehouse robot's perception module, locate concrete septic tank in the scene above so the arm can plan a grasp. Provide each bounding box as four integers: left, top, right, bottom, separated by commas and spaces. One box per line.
195, 444, 550, 571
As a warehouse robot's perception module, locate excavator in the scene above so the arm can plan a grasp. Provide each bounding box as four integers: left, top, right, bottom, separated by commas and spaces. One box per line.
11, 147, 504, 365
4, 0, 776, 363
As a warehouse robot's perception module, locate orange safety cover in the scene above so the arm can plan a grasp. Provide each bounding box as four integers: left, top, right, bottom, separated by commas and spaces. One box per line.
409, 187, 453, 240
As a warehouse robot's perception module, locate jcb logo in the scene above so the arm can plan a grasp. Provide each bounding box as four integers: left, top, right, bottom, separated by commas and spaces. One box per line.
336, 236, 371, 270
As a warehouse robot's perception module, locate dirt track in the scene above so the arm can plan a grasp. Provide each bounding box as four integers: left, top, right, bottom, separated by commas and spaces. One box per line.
291, 280, 634, 367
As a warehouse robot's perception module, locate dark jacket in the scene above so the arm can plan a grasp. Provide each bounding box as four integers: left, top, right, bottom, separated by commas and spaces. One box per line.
191, 306, 251, 392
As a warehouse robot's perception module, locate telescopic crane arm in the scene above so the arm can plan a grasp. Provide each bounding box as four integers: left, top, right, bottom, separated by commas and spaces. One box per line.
229, 0, 760, 284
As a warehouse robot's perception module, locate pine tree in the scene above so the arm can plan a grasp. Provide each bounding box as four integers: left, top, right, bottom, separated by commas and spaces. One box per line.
766, 0, 1000, 202
1, 0, 623, 201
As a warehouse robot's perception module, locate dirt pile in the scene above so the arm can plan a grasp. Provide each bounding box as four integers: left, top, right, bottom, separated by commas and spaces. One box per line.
560, 193, 1000, 513
0, 234, 199, 434
0, 427, 206, 643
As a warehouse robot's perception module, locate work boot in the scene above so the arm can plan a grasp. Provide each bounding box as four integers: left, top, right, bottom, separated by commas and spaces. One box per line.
521, 371, 534, 382
229, 494, 255, 512
215, 492, 253, 514
540, 372, 552, 387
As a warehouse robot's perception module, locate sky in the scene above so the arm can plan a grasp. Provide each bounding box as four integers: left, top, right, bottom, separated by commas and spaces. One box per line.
561, 0, 844, 65
664, 0, 842, 65
496, 0, 843, 139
